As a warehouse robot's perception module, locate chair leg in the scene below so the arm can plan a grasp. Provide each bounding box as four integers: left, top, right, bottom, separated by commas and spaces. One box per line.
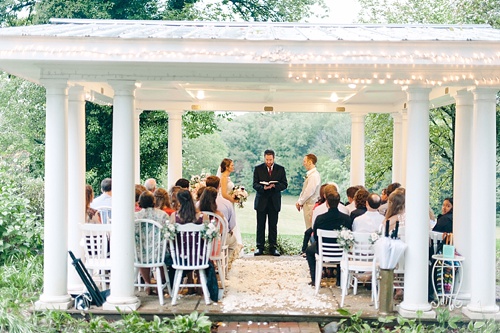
314, 262, 321, 295
340, 268, 348, 307
171, 270, 183, 306
162, 264, 172, 296
197, 269, 211, 305
155, 267, 164, 306
216, 259, 226, 290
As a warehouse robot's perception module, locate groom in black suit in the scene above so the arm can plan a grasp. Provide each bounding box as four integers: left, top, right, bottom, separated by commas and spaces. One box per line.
253, 149, 288, 256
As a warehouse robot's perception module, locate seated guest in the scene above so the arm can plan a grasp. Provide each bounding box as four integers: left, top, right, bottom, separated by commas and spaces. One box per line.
432, 197, 453, 233
169, 186, 182, 211
305, 189, 351, 286
171, 189, 203, 224
154, 188, 175, 216
350, 189, 369, 223
135, 184, 147, 212
205, 175, 240, 261
345, 186, 359, 214
383, 187, 405, 232
174, 178, 190, 190
380, 188, 388, 205
134, 191, 169, 295
352, 193, 384, 233
85, 185, 101, 224
378, 182, 402, 216
90, 178, 112, 209
144, 178, 157, 192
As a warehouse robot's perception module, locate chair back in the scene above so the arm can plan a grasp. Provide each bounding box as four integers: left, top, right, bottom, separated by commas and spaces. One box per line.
95, 206, 112, 224
346, 232, 375, 266
201, 211, 228, 259
134, 219, 167, 268
80, 223, 112, 266
430, 231, 444, 254
316, 229, 343, 263
169, 223, 212, 270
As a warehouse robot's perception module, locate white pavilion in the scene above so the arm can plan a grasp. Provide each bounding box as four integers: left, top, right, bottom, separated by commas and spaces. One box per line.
0, 19, 499, 319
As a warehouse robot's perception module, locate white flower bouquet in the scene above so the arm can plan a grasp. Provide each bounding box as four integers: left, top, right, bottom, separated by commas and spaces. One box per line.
369, 231, 381, 245
337, 227, 355, 251
164, 223, 178, 241
190, 172, 210, 198
201, 219, 219, 241
231, 185, 248, 208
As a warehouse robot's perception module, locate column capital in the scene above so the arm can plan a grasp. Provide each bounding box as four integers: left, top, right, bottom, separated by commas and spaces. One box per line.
405, 86, 432, 101
453, 89, 473, 106
68, 85, 85, 101
41, 79, 68, 94
472, 87, 499, 101
350, 113, 365, 123
108, 80, 137, 96
168, 110, 184, 120
391, 112, 402, 123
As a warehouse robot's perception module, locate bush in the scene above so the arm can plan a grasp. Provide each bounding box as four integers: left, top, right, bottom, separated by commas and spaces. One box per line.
0, 159, 44, 264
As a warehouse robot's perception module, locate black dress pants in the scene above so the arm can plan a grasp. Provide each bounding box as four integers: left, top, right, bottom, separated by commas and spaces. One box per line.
256, 200, 279, 251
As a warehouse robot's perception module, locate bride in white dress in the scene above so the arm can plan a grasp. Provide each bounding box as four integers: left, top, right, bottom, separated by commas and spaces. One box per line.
218, 158, 244, 256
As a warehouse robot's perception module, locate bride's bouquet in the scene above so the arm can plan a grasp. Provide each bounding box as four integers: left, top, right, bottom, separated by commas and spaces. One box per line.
231, 185, 248, 208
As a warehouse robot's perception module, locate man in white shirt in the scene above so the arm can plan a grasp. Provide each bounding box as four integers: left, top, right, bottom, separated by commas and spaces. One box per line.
296, 154, 321, 229
90, 178, 112, 209
353, 193, 384, 233
345, 186, 359, 214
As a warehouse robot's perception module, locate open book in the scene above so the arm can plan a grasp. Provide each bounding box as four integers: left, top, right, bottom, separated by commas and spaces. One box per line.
260, 181, 278, 185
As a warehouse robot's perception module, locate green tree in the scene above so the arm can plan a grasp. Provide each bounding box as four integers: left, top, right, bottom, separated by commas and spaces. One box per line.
357, 0, 500, 211
164, 0, 328, 22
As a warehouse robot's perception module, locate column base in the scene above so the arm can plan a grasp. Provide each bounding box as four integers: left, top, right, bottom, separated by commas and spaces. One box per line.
397, 304, 435, 319
463, 304, 500, 320
35, 295, 73, 310
102, 296, 141, 312
67, 283, 85, 295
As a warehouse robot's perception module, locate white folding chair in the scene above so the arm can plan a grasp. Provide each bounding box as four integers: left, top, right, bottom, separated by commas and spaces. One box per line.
314, 229, 343, 295
430, 231, 444, 254
340, 232, 378, 309
134, 218, 171, 305
169, 223, 213, 306
202, 211, 228, 290
80, 223, 112, 290
95, 206, 112, 224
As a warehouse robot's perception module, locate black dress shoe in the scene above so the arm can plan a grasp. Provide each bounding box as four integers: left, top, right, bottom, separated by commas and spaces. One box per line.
254, 249, 264, 256
271, 249, 280, 257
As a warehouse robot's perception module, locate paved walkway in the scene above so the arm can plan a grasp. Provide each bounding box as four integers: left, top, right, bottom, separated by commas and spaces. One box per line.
216, 321, 320, 333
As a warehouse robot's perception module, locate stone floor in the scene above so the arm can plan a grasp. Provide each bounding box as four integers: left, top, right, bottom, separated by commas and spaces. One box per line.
69, 255, 497, 332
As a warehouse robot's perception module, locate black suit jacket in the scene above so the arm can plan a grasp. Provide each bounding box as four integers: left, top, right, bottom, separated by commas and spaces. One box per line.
313, 207, 352, 251
252, 163, 288, 212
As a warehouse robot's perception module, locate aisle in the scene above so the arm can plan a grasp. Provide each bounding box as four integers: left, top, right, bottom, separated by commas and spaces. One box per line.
221, 256, 340, 315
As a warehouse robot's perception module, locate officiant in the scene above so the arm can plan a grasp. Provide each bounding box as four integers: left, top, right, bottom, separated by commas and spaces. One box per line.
253, 149, 288, 256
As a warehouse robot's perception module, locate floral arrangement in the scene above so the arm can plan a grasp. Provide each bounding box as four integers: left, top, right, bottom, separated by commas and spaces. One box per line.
231, 185, 248, 208
369, 231, 381, 245
190, 172, 210, 198
201, 219, 219, 241
336, 227, 355, 251
164, 223, 178, 241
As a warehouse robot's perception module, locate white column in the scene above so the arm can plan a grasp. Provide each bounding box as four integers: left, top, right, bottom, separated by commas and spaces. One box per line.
452, 90, 473, 301
400, 108, 408, 187
464, 88, 500, 318
399, 87, 434, 317
349, 113, 365, 186
391, 112, 403, 183
35, 79, 72, 310
103, 81, 140, 311
66, 85, 86, 293
134, 109, 143, 184
167, 110, 184, 189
